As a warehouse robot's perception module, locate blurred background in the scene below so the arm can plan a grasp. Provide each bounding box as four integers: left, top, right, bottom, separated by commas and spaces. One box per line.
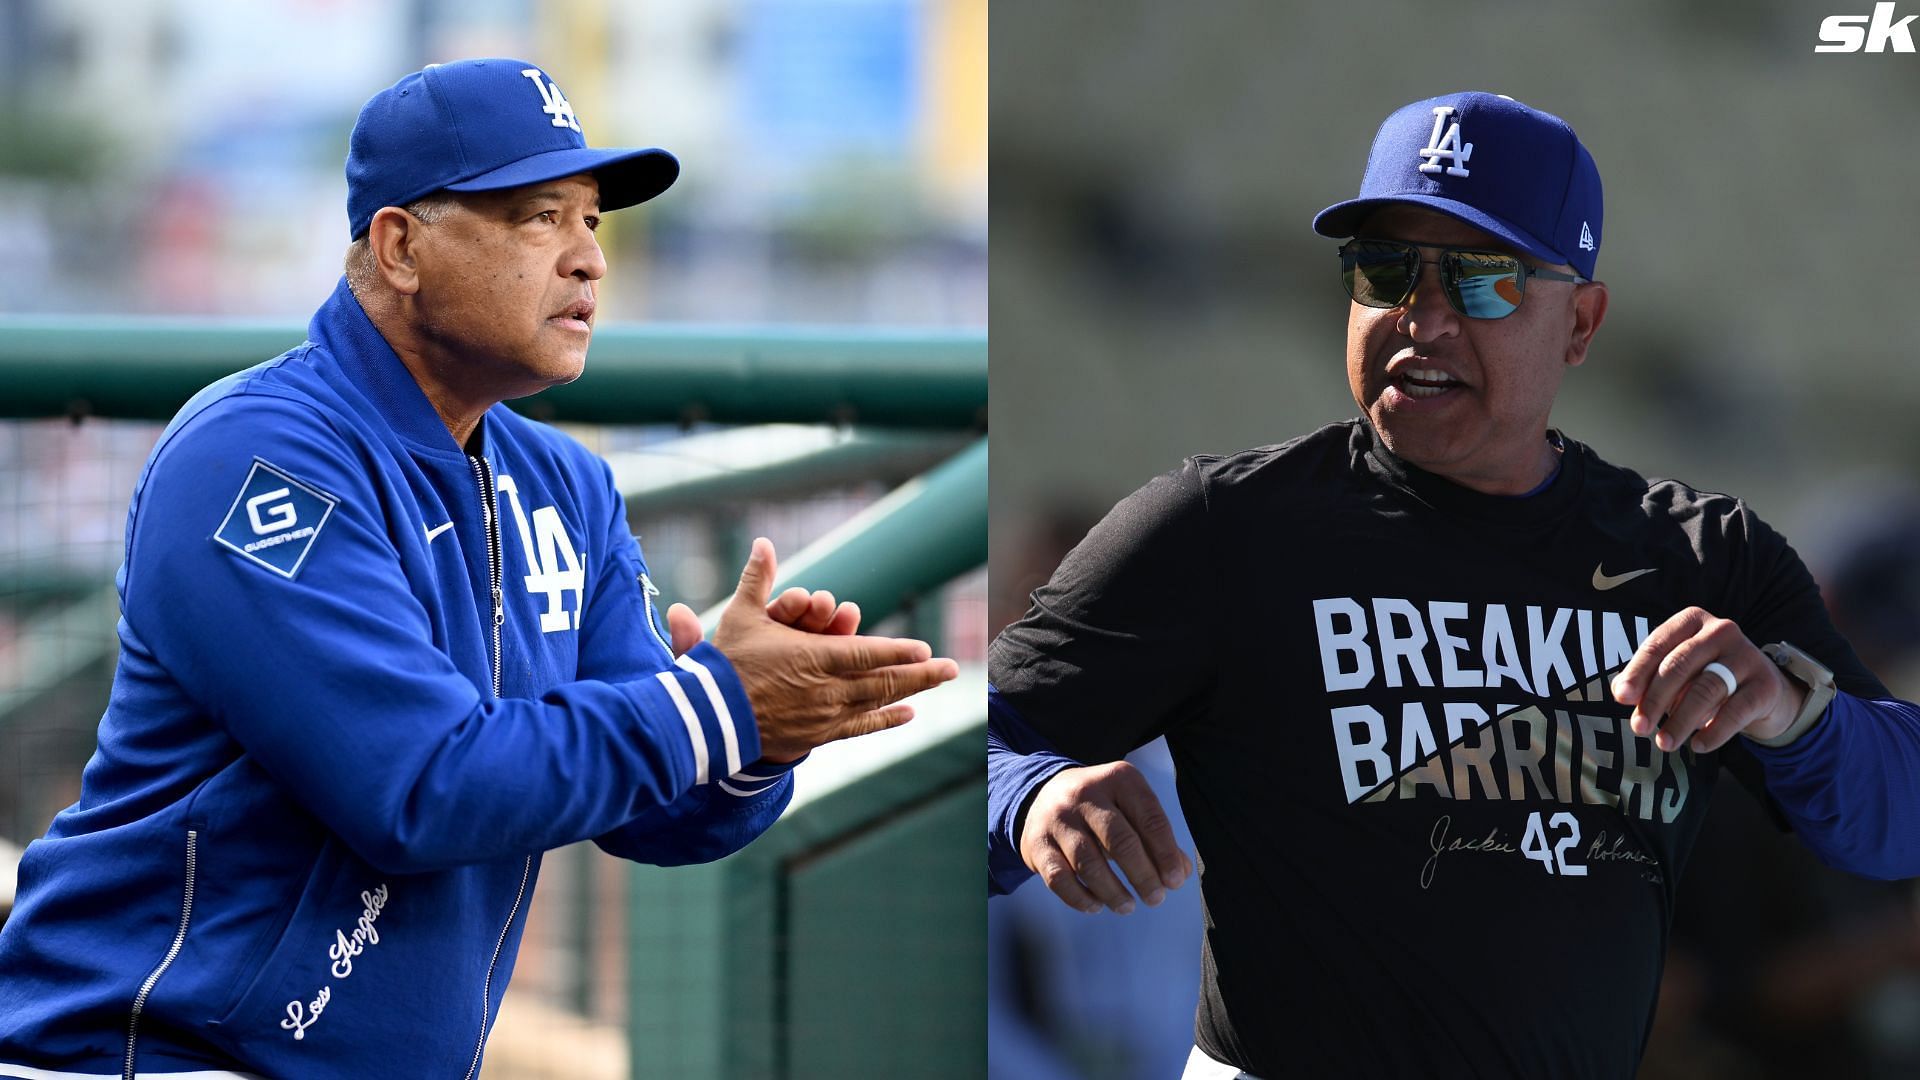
0, 1, 985, 1077
990, 2, 1920, 1078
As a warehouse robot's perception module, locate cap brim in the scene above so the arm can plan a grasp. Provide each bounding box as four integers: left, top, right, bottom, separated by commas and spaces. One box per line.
444, 146, 680, 212
1312, 195, 1566, 269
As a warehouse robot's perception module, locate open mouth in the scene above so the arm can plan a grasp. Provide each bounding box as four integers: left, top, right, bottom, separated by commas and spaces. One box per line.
550, 300, 595, 331
1394, 366, 1464, 400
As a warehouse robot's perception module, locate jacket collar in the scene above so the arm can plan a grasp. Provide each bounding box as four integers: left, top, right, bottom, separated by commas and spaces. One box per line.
307, 277, 475, 458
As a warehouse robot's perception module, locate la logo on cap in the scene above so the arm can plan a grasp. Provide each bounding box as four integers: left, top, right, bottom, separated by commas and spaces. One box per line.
1417, 106, 1472, 178
520, 68, 580, 133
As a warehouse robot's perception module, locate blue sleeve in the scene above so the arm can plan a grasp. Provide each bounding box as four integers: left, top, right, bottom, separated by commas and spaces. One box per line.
987, 464, 1214, 895
129, 395, 757, 875
988, 685, 1084, 895
1747, 690, 1920, 879
573, 460, 799, 865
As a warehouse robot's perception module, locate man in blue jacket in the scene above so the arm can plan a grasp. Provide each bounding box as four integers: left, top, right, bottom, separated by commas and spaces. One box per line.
0, 58, 957, 1079
989, 92, 1920, 1079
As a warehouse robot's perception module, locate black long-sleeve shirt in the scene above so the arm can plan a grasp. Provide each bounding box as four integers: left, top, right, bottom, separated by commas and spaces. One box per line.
989, 418, 1917, 1078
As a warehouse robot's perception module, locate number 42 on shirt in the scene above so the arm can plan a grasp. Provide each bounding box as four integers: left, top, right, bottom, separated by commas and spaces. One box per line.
1521, 811, 1587, 876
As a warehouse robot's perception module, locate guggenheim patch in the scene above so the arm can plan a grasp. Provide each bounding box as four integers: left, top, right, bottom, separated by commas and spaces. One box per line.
213, 459, 340, 579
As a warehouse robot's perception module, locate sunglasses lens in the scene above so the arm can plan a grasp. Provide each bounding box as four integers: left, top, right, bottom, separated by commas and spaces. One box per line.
1447, 251, 1525, 319
1342, 242, 1415, 308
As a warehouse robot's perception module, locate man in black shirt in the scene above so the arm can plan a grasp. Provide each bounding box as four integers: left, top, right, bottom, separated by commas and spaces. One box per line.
987, 92, 1920, 1078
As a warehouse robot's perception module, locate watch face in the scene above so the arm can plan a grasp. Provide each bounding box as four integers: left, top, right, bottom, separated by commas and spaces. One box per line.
1751, 643, 1839, 748
1774, 644, 1836, 688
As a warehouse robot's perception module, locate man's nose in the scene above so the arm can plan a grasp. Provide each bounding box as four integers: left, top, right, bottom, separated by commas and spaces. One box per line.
565, 225, 606, 281
1396, 259, 1459, 341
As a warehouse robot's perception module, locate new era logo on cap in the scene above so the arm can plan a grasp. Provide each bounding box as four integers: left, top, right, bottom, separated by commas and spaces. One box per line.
1311, 91, 1605, 281
345, 58, 680, 239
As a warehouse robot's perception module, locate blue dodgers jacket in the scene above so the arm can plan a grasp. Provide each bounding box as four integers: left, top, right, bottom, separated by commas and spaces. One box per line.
0, 280, 798, 1079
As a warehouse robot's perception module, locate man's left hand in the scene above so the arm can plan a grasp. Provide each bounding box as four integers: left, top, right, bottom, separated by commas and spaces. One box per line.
764, 587, 861, 637
665, 588, 861, 658
1610, 606, 1807, 752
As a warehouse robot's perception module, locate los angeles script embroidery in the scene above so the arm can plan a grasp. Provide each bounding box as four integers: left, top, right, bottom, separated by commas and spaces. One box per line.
281, 883, 389, 1041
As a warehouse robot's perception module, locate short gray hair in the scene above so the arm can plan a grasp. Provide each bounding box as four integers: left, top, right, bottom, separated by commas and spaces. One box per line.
343, 194, 458, 296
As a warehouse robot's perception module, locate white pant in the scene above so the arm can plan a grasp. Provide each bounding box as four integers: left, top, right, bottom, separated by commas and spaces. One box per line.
1183, 1044, 1261, 1079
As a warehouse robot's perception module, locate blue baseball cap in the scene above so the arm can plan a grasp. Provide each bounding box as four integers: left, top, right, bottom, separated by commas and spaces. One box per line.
345, 58, 678, 239
1312, 92, 1603, 281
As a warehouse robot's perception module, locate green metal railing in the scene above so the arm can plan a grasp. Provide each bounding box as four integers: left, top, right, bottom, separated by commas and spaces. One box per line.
718, 437, 987, 628
613, 427, 970, 518
0, 319, 987, 428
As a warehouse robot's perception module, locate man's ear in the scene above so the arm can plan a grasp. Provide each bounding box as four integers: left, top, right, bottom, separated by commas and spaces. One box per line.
367, 206, 426, 296
1564, 281, 1609, 368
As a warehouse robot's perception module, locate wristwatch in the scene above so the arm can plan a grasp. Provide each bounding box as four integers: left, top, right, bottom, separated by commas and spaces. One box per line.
1748, 642, 1837, 747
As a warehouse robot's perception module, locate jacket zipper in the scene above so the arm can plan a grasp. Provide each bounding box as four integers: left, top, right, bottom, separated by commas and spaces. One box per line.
463, 454, 528, 1079
640, 572, 673, 654
464, 855, 531, 1080
468, 455, 504, 698
125, 830, 198, 1080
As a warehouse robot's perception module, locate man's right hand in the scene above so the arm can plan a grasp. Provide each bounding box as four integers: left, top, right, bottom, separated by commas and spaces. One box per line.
713, 537, 960, 763
1019, 761, 1192, 915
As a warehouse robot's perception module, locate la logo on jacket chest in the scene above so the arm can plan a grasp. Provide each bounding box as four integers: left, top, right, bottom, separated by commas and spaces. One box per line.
495, 473, 585, 633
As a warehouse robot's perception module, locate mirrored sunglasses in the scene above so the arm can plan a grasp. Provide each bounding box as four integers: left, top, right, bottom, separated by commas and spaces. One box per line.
1338, 239, 1585, 320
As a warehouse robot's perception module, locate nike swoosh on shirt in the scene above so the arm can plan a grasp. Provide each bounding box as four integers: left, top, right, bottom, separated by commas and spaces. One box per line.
1592, 563, 1656, 591
425, 521, 455, 543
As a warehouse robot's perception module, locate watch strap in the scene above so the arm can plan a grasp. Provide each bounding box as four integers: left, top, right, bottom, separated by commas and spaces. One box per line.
1748, 642, 1837, 748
